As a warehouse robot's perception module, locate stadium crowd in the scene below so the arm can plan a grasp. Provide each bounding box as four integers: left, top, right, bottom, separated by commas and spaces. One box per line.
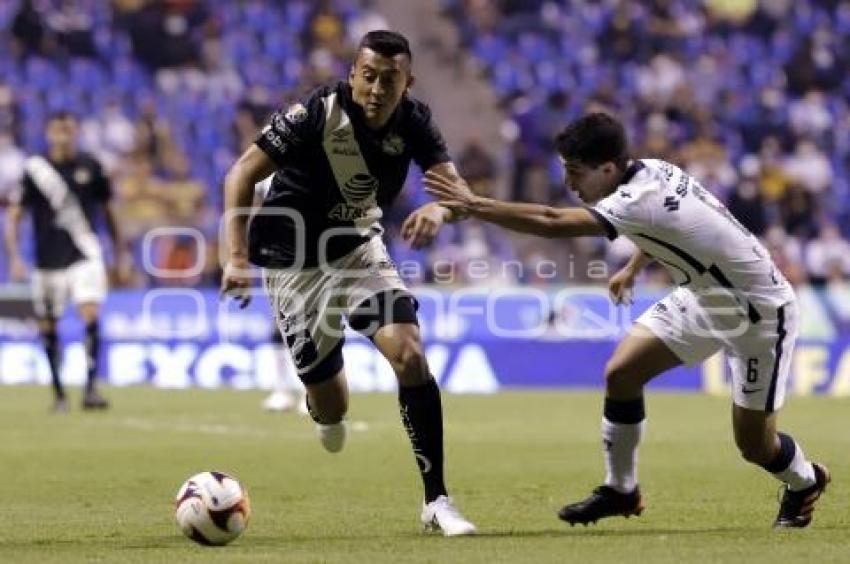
0, 0, 849, 288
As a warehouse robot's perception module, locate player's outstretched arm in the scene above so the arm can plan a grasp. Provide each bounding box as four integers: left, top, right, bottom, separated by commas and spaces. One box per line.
423, 170, 606, 238
221, 144, 277, 308
3, 203, 26, 281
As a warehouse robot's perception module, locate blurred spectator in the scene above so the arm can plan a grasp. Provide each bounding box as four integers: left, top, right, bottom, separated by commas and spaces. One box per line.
457, 138, 497, 193
122, 0, 209, 71
347, 0, 390, 46
789, 90, 832, 141
782, 139, 833, 196
134, 97, 178, 174
727, 176, 767, 237
0, 132, 25, 206
11, 0, 50, 58
47, 0, 97, 58
0, 84, 20, 141
80, 98, 136, 174
804, 224, 850, 286
779, 184, 819, 240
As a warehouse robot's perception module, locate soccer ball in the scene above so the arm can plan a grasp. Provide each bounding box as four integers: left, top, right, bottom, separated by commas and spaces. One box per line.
174, 471, 251, 546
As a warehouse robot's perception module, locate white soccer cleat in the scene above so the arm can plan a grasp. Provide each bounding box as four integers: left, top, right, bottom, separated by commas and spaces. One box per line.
316, 421, 346, 453
421, 495, 477, 537
262, 391, 300, 412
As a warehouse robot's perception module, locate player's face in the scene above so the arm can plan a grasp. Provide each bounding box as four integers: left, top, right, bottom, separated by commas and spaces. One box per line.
562, 159, 619, 204
349, 48, 414, 129
46, 116, 79, 151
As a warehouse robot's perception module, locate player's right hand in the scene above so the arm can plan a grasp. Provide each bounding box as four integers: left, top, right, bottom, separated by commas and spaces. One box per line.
423, 170, 476, 215
9, 255, 27, 282
220, 255, 253, 309
608, 266, 636, 305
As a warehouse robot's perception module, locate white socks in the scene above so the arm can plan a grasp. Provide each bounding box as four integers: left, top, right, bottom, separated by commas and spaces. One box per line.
773, 438, 816, 491
601, 417, 644, 494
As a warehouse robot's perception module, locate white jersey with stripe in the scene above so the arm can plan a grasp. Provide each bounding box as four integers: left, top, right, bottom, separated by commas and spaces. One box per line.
590, 159, 795, 318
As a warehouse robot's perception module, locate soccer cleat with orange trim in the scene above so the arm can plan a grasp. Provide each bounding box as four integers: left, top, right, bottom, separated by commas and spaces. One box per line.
773, 463, 830, 528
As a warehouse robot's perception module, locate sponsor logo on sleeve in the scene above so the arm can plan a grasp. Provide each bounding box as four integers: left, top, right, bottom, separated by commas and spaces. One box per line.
285, 103, 308, 123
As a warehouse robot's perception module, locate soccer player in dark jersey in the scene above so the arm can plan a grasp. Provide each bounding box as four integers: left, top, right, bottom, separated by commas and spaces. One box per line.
220, 31, 476, 536
4, 112, 123, 412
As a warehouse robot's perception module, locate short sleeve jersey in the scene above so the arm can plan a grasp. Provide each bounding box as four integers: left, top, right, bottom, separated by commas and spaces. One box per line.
590, 159, 795, 318
15, 152, 111, 269
250, 81, 450, 267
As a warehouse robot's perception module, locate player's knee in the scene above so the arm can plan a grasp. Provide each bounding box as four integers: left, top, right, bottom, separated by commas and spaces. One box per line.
604, 359, 635, 394
388, 337, 428, 385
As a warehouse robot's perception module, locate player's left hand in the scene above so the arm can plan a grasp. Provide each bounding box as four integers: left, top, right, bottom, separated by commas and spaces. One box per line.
608, 266, 636, 305
401, 202, 449, 249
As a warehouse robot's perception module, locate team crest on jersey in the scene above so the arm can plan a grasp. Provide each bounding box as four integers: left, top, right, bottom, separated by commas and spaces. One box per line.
73, 167, 91, 185
285, 103, 307, 123
382, 134, 405, 156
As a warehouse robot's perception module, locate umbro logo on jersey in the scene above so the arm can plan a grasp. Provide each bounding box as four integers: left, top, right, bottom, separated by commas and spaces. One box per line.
331, 128, 350, 141
663, 196, 680, 211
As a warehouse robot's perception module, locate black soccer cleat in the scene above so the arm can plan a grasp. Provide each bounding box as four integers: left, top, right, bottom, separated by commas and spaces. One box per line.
773, 462, 830, 529
558, 485, 644, 526
82, 390, 110, 410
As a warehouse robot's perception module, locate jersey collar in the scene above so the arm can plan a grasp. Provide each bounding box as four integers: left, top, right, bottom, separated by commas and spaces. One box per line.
340, 82, 404, 136
621, 159, 645, 185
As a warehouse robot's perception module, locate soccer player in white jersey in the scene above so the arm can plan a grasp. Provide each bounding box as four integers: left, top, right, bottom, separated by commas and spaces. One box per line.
425, 113, 829, 529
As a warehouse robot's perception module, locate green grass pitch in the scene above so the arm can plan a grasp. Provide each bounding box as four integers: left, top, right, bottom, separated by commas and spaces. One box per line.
1, 386, 847, 563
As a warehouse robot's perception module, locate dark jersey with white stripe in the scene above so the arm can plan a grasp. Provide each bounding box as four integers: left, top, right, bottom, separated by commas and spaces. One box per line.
250, 82, 450, 267
16, 153, 111, 269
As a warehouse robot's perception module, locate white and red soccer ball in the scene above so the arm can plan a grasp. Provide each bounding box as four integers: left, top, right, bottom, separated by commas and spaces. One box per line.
174, 471, 251, 546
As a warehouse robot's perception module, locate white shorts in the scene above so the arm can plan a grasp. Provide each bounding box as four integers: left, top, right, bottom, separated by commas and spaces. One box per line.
263, 238, 411, 384
32, 259, 108, 318
637, 287, 798, 412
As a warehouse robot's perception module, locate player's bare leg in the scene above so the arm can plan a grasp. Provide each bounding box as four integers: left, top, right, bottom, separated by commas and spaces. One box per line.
304, 370, 349, 453
559, 323, 681, 526
39, 316, 67, 413
78, 302, 108, 410
732, 406, 829, 528
372, 322, 476, 536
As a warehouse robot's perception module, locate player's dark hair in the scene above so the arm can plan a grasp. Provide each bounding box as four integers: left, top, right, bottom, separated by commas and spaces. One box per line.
46, 110, 77, 123
555, 112, 628, 170
357, 30, 412, 62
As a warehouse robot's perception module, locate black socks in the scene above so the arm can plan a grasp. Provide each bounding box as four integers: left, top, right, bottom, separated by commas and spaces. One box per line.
399, 378, 447, 503
42, 330, 64, 399
84, 321, 100, 393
